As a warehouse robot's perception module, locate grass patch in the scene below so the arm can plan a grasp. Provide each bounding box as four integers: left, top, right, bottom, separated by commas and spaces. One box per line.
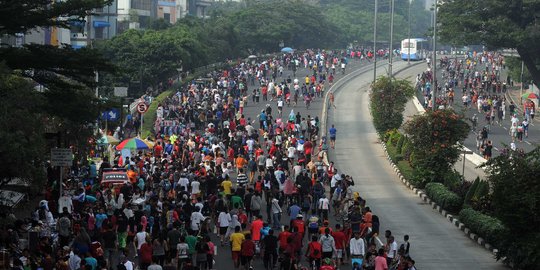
141, 90, 173, 138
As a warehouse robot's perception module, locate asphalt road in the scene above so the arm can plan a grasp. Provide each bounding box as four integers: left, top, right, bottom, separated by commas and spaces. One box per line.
210, 56, 375, 269
326, 59, 506, 269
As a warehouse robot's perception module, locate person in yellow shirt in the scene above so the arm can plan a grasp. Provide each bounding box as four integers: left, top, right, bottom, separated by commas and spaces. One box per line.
222, 176, 233, 195
230, 226, 245, 269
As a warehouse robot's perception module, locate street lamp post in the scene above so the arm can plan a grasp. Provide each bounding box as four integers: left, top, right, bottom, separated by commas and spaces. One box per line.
431, 0, 437, 110
176, 66, 183, 84
407, 0, 411, 65
388, 0, 395, 76
373, 0, 378, 84
520, 60, 524, 104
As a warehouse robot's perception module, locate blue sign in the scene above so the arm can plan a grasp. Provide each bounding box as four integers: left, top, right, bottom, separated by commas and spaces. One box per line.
101, 109, 119, 121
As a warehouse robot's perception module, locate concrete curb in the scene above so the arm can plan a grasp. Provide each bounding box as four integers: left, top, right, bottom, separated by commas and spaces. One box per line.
378, 140, 498, 255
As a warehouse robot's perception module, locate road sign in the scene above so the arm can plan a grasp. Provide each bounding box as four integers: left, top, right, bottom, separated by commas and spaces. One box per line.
51, 148, 73, 167
137, 102, 148, 114
101, 109, 119, 121
113, 87, 128, 97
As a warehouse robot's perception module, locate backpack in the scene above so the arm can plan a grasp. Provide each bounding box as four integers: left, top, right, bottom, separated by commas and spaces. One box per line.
163, 180, 171, 192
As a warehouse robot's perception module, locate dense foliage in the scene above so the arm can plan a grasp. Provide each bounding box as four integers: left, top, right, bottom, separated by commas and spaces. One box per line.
370, 76, 415, 133
0, 0, 115, 187
98, 0, 434, 94
404, 109, 469, 186
438, 0, 540, 86
482, 148, 540, 268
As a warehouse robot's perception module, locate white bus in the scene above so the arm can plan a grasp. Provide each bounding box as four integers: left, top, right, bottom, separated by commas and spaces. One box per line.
401, 38, 427, 61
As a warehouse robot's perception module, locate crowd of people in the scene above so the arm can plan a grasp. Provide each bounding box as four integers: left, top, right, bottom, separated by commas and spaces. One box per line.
0, 48, 417, 270
415, 51, 536, 158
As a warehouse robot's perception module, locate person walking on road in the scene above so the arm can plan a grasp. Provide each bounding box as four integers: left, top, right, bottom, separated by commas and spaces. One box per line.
329, 125, 337, 149
329, 92, 337, 109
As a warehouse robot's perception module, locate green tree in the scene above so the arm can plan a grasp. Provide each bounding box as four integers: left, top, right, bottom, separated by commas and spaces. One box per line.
96, 26, 208, 94
403, 109, 469, 187
370, 76, 415, 133
0, 64, 47, 187
438, 0, 540, 85
0, 0, 115, 186
482, 147, 540, 268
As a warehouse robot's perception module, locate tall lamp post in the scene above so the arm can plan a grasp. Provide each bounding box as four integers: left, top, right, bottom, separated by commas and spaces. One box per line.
388, 0, 395, 76
407, 0, 411, 65
373, 0, 378, 84
431, 0, 437, 110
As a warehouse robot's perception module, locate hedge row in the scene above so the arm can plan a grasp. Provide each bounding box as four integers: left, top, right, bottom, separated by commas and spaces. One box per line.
459, 208, 504, 246
425, 182, 463, 213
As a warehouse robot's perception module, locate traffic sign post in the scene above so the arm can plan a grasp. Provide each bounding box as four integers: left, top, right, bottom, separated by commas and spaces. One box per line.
51, 148, 73, 197
461, 150, 474, 177
137, 101, 148, 136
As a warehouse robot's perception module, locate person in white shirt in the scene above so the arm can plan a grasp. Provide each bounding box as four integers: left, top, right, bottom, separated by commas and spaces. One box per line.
190, 207, 206, 233
191, 179, 201, 196
330, 173, 342, 197
177, 175, 189, 191
135, 228, 148, 252
386, 236, 398, 266
318, 195, 330, 220
58, 193, 74, 213
217, 210, 231, 244
349, 232, 365, 258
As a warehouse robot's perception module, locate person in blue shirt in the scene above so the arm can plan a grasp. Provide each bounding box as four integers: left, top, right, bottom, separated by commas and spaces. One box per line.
95, 209, 108, 230
259, 110, 267, 130
329, 125, 337, 149
288, 203, 302, 224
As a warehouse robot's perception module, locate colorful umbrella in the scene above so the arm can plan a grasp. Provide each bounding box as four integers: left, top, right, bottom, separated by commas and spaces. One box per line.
116, 137, 152, 150
96, 135, 120, 145
143, 139, 155, 148
522, 92, 539, 99
281, 47, 294, 53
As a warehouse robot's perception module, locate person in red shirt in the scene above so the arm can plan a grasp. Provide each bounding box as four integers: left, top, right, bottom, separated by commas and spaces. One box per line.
139, 238, 153, 270
153, 142, 163, 158
319, 220, 333, 235
332, 224, 347, 267
255, 147, 264, 159
240, 234, 256, 270
291, 215, 305, 238
251, 215, 264, 242
278, 225, 292, 253
303, 140, 313, 161
305, 235, 322, 269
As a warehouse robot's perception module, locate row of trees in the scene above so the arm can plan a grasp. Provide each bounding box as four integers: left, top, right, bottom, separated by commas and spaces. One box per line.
438, 0, 540, 87
96, 0, 432, 95
0, 0, 117, 188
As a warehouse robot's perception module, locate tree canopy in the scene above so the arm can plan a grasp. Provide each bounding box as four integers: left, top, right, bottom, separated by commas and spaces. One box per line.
0, 0, 115, 186
482, 147, 540, 268
370, 76, 415, 133
438, 0, 540, 85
